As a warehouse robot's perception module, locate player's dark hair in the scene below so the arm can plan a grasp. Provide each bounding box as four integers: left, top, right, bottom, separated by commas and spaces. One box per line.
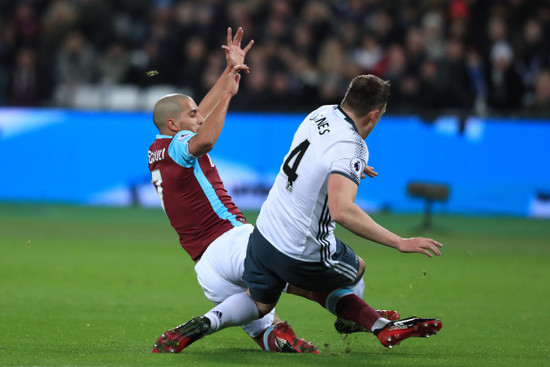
341, 75, 391, 117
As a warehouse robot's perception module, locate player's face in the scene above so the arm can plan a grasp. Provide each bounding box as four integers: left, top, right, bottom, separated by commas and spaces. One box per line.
173, 98, 204, 133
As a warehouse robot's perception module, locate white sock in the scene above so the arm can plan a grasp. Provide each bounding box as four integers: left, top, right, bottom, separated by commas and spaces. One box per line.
204, 292, 259, 335
371, 317, 391, 333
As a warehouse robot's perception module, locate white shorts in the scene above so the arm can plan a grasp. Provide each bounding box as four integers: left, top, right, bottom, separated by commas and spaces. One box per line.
194, 224, 275, 338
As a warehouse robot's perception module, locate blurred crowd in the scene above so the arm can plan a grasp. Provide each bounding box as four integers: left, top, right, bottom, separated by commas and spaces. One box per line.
1, 0, 550, 114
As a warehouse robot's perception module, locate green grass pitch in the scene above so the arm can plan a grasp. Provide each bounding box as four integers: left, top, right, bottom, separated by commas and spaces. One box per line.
1, 203, 549, 366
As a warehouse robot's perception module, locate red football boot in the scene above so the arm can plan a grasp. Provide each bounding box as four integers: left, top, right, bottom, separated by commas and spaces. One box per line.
152, 316, 210, 353
272, 321, 319, 354
376, 317, 442, 348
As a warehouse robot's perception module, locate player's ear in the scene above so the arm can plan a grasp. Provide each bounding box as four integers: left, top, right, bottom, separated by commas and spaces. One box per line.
166, 118, 177, 132
367, 109, 379, 123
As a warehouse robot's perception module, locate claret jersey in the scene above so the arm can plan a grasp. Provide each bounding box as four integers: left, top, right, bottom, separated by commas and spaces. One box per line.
148, 130, 246, 260
257, 105, 368, 264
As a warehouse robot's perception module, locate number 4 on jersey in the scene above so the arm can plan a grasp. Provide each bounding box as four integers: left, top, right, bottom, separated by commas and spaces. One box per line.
283, 139, 310, 192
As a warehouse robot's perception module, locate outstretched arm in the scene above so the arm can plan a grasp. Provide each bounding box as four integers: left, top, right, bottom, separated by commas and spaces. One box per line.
327, 174, 443, 257
188, 64, 249, 158
198, 27, 254, 118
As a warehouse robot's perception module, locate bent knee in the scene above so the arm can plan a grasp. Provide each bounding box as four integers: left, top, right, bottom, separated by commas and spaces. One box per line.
247, 289, 276, 317
256, 302, 276, 318
356, 256, 365, 280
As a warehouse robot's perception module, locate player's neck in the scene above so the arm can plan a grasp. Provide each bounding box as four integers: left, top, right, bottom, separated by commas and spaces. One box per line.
160, 129, 177, 137
341, 106, 369, 139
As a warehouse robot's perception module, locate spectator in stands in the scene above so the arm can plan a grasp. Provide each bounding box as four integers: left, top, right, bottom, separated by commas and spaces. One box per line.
112, 0, 149, 48
39, 0, 77, 61
317, 37, 347, 82
448, 16, 469, 44
317, 76, 343, 106
262, 1, 292, 43
532, 69, 550, 112
54, 31, 97, 106
437, 39, 473, 109
515, 18, 547, 106
352, 33, 385, 75
6, 47, 51, 106
391, 73, 422, 111
370, 8, 401, 47
175, 36, 207, 96
74, 0, 113, 49
484, 15, 508, 62
291, 24, 316, 63
10, 2, 41, 49
422, 12, 445, 61
383, 44, 407, 86
418, 58, 445, 109
403, 27, 427, 75
336, 20, 360, 52
56, 31, 96, 84
288, 53, 319, 108
467, 49, 488, 115
0, 17, 14, 104
267, 71, 297, 110
198, 52, 225, 98
233, 67, 271, 111
301, 1, 330, 43
225, 1, 253, 34
127, 38, 171, 87
97, 40, 131, 85
484, 41, 524, 110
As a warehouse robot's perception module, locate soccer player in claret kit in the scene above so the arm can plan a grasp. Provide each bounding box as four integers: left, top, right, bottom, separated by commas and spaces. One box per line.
148, 27, 317, 354
242, 74, 444, 350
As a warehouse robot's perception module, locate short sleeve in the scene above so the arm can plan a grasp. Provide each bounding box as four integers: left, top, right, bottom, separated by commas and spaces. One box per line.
327, 140, 368, 186
168, 130, 197, 167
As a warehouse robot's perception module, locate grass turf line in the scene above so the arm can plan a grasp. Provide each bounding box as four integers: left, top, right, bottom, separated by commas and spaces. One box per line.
0, 203, 549, 366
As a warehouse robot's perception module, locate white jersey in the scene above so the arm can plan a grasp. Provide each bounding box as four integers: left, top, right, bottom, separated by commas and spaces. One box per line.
257, 105, 368, 263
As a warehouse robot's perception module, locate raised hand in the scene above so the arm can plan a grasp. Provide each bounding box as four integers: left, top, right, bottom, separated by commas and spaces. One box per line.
221, 27, 254, 70
225, 64, 250, 96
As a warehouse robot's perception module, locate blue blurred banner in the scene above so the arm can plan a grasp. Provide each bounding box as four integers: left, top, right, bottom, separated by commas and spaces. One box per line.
1, 108, 549, 217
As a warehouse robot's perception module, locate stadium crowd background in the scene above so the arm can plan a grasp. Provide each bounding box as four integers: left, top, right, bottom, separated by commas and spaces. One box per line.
1, 0, 550, 114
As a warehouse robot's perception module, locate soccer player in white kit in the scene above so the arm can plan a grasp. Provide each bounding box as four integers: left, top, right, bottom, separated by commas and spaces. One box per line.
244, 75, 444, 349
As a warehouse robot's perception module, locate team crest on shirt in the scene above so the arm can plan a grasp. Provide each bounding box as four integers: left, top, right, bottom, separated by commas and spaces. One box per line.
350, 158, 363, 178
177, 133, 190, 141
